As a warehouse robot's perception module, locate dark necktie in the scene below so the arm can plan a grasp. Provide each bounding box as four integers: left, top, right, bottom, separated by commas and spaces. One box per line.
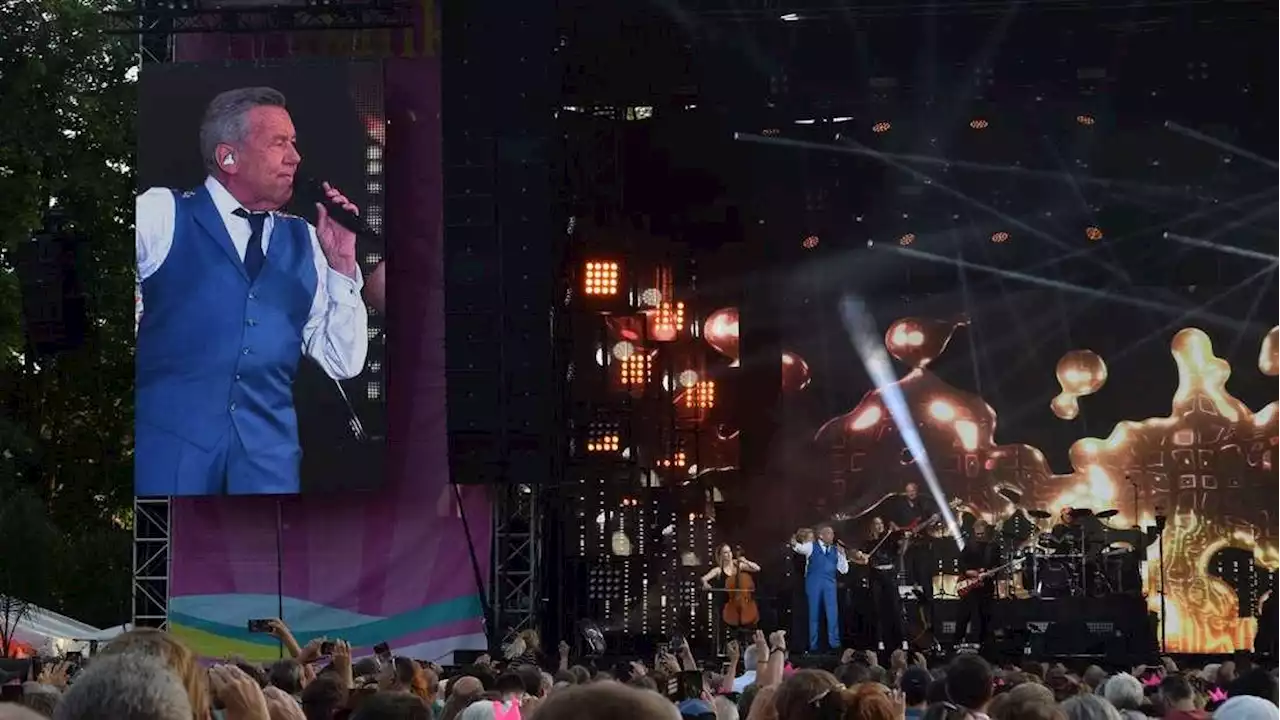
232, 208, 267, 281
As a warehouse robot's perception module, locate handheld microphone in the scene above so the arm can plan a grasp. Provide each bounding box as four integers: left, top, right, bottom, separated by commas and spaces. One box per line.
299, 175, 379, 239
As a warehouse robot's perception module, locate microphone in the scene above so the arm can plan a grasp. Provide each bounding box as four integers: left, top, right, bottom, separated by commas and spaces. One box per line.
299, 175, 379, 239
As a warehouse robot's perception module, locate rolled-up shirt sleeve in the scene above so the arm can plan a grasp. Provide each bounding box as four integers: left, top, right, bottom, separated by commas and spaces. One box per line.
791, 541, 814, 557
303, 225, 369, 380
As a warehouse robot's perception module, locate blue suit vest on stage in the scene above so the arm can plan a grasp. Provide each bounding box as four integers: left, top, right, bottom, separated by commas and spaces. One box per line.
806, 543, 839, 584
135, 185, 317, 495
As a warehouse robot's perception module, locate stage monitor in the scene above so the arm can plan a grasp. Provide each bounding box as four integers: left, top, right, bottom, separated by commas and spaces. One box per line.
135, 62, 386, 496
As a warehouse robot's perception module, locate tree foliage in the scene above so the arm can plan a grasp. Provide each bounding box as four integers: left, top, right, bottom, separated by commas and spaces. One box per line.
0, 0, 136, 629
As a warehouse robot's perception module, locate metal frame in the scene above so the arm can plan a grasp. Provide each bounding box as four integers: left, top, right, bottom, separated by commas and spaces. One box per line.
132, 497, 172, 629
490, 484, 540, 646
104, 2, 413, 35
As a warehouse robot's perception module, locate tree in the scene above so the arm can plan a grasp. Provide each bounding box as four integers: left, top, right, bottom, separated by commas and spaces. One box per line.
0, 0, 137, 629
0, 485, 58, 656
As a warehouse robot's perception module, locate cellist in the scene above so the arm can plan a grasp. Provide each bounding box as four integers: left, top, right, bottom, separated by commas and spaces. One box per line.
701, 544, 762, 644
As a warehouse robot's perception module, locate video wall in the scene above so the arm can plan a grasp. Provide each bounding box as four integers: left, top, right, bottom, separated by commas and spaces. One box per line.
770, 281, 1277, 653
136, 60, 488, 660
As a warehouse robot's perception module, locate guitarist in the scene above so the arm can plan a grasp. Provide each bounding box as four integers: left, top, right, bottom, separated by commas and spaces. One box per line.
886, 482, 940, 631
953, 519, 1001, 651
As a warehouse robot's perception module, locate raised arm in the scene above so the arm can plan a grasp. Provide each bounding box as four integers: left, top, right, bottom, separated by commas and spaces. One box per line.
737, 558, 762, 573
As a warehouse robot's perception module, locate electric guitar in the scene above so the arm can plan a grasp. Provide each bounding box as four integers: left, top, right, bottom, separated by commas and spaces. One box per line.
955, 558, 1024, 597
892, 497, 964, 547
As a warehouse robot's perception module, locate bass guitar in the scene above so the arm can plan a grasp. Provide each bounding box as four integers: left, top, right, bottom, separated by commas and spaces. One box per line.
955, 558, 1024, 597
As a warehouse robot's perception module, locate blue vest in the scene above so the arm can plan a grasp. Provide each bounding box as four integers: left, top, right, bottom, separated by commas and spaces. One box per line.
806, 543, 839, 585
135, 186, 317, 495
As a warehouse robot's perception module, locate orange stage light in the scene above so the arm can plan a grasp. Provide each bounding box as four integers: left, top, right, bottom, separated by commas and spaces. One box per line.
1077, 115, 1096, 126
970, 119, 989, 130
872, 122, 892, 133
898, 233, 915, 246
991, 231, 1010, 244
1085, 226, 1104, 241
685, 380, 716, 410
586, 422, 620, 453
803, 235, 820, 249
651, 301, 685, 342
583, 261, 619, 297
619, 353, 651, 386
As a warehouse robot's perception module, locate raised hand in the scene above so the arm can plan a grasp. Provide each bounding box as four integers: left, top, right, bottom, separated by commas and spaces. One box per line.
209, 664, 269, 720
315, 181, 359, 278
726, 640, 740, 665
38, 661, 70, 689
264, 686, 306, 720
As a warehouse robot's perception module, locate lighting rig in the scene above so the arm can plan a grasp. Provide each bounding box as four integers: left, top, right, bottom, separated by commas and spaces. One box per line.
554, 216, 740, 654
103, 0, 412, 40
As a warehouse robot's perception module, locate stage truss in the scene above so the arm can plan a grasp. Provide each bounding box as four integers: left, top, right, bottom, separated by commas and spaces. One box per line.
132, 497, 171, 629
491, 483, 541, 645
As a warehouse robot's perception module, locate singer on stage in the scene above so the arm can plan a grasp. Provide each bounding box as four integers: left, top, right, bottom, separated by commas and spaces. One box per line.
791, 524, 849, 652
135, 86, 369, 496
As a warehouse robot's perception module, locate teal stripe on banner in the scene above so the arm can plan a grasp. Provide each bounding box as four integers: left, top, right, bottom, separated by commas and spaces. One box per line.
168, 594, 484, 646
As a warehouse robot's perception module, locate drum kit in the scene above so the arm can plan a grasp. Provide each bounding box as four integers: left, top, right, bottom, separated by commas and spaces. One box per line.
993, 488, 1141, 599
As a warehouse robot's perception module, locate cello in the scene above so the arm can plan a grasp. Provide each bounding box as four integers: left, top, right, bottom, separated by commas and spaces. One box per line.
721, 547, 760, 629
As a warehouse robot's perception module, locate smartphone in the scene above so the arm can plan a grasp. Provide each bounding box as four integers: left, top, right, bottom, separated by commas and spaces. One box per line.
670, 634, 685, 651
66, 651, 83, 663
320, 641, 335, 656
1, 685, 22, 702
247, 619, 274, 633
373, 642, 391, 660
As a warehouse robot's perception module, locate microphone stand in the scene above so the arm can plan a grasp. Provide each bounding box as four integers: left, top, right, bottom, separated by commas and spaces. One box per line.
1155, 511, 1168, 653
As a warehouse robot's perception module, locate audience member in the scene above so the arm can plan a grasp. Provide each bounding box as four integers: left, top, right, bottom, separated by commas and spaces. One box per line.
1061, 694, 1122, 720
1102, 673, 1147, 720
900, 666, 932, 720
1212, 696, 1279, 720
53, 654, 192, 720
351, 692, 432, 720
1160, 675, 1208, 720
945, 655, 994, 715
532, 682, 682, 720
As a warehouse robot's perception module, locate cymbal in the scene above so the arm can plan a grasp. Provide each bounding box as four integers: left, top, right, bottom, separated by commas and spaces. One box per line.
998, 487, 1023, 504
1069, 508, 1095, 518
1028, 509, 1053, 519
1095, 509, 1119, 519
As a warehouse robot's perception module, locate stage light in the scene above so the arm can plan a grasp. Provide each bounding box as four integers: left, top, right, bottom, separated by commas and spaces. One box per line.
762, 128, 781, 136
685, 380, 716, 410
620, 353, 652, 386
586, 422, 620, 453
583, 261, 619, 296
802, 235, 820, 249
611, 341, 635, 360
872, 122, 892, 133
991, 231, 1010, 243
929, 399, 957, 422
1085, 226, 1104, 241
780, 12, 800, 21
651, 301, 685, 342
677, 369, 700, 388
639, 288, 663, 307
970, 119, 989, 130
659, 451, 688, 468
1077, 115, 1096, 126
898, 233, 915, 246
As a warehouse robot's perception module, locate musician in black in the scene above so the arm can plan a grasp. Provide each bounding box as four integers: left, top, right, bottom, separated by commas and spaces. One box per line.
853, 516, 905, 650
885, 482, 937, 629
953, 519, 1000, 650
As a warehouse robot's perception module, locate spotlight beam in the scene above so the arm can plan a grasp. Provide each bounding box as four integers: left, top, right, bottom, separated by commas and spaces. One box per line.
1163, 232, 1279, 263
1164, 121, 1279, 170
839, 296, 965, 549
886, 245, 1270, 333
734, 131, 1200, 198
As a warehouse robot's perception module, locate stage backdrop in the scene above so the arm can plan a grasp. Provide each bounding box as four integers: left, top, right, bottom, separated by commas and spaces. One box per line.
759, 279, 1277, 654
156, 56, 490, 660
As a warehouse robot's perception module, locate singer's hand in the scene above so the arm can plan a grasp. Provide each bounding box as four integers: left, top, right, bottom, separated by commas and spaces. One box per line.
315, 181, 359, 278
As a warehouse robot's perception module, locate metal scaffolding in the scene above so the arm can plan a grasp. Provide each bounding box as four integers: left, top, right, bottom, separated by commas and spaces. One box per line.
490, 484, 540, 646
132, 497, 172, 629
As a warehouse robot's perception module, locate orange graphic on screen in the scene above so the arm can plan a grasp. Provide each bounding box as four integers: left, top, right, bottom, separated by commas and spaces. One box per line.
817, 322, 1279, 653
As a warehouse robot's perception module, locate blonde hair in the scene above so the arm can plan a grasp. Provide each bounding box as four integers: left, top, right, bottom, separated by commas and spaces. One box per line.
101, 628, 210, 720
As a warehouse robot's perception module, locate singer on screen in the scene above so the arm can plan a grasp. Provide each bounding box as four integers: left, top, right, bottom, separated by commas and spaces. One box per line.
135, 86, 369, 496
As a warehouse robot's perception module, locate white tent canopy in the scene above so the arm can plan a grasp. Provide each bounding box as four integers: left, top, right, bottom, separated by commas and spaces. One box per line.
6, 602, 123, 656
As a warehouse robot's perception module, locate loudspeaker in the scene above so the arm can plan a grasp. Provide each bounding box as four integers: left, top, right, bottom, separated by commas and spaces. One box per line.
15, 228, 87, 355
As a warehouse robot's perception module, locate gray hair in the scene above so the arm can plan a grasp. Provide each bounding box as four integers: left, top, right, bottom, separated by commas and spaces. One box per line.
199, 86, 287, 173
742, 644, 759, 671
268, 658, 305, 695
1062, 694, 1124, 720
1102, 673, 1145, 712
53, 654, 192, 720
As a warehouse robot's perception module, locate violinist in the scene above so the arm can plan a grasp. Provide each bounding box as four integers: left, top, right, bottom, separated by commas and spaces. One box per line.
701, 544, 763, 640
852, 517, 904, 651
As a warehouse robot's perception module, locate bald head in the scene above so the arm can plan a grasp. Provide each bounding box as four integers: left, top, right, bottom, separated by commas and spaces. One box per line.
450, 676, 483, 698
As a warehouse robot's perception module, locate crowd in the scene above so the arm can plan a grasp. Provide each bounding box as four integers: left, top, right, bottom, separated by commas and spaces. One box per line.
0, 621, 1276, 720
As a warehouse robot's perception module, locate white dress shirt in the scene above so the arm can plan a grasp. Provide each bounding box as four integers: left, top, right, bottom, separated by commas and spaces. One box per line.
791, 539, 851, 575
136, 176, 368, 380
